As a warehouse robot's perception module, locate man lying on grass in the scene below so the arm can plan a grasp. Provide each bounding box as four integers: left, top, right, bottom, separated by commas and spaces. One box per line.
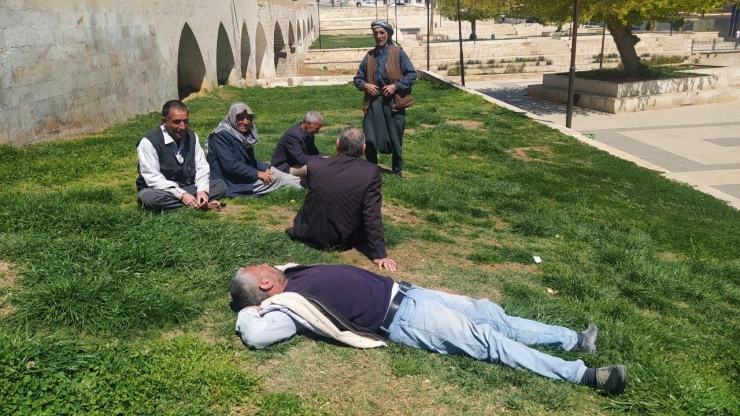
229, 263, 627, 395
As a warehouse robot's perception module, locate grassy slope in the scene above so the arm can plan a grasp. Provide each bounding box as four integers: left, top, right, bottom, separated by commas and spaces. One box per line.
0, 81, 739, 415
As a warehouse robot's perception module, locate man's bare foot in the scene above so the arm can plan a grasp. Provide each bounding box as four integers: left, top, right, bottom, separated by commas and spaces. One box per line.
207, 200, 222, 212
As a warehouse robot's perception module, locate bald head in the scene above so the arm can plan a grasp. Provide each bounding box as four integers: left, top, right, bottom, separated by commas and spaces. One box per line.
336, 126, 365, 158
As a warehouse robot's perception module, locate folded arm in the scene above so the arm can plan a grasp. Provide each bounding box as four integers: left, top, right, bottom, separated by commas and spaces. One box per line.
235, 307, 298, 349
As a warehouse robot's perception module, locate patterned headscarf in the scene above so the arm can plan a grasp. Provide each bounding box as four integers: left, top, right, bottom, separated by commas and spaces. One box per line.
371, 20, 395, 46
207, 102, 259, 150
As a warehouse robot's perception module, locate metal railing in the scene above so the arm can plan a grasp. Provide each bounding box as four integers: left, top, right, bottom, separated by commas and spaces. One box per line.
691, 39, 739, 52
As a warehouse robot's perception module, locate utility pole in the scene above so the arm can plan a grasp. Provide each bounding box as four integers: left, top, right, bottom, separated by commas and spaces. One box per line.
565, 0, 579, 128
456, 0, 465, 85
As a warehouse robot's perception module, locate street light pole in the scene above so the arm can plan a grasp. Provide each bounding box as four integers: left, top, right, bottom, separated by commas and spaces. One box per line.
426, 0, 430, 71
565, 0, 580, 128
317, 0, 322, 49
599, 23, 606, 69
456, 0, 465, 85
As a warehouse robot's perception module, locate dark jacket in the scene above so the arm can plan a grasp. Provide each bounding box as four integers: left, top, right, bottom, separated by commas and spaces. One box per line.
288, 156, 387, 259
271, 123, 323, 173
206, 130, 269, 197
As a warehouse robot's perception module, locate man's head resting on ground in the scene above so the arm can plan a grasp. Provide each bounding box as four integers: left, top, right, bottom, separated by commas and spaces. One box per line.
336, 126, 366, 158
230, 264, 288, 312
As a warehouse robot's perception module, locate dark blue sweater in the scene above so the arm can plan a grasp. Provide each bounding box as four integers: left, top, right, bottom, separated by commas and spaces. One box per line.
284, 265, 394, 334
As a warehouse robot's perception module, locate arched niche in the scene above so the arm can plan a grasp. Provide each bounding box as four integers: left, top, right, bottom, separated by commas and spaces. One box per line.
216, 23, 236, 86
177, 23, 206, 100
273, 22, 288, 75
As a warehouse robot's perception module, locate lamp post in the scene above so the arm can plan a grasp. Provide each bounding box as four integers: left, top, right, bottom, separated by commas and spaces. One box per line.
599, 23, 606, 69
456, 0, 465, 85
394, 1, 398, 28
317, 0, 322, 49
565, 0, 580, 128
375, 1, 378, 20
426, 0, 430, 70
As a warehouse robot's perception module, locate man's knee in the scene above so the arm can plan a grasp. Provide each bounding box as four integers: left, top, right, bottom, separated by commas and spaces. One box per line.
137, 188, 181, 211
209, 179, 227, 200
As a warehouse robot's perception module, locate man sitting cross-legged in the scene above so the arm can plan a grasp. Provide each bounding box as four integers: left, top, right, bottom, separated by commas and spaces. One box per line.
229, 263, 627, 395
136, 100, 226, 211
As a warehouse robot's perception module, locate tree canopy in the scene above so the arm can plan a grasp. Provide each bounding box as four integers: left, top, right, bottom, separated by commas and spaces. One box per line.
437, 0, 505, 39
507, 0, 725, 76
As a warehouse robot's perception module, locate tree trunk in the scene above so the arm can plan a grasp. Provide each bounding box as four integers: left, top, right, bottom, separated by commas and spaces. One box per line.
608, 24, 643, 77
471, 19, 477, 39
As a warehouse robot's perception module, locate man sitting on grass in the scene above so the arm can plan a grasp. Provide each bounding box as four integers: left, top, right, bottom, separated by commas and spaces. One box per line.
229, 263, 627, 395
136, 100, 226, 211
270, 111, 325, 178
286, 127, 396, 271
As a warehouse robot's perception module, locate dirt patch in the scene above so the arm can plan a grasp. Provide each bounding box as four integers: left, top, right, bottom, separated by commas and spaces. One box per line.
657, 251, 686, 262
382, 203, 422, 227
447, 120, 484, 130
246, 341, 506, 415
0, 261, 19, 318
509, 146, 553, 162
218, 204, 297, 233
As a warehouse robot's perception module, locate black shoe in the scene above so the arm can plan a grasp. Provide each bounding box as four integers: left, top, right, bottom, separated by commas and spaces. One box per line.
594, 365, 627, 395
575, 323, 598, 354
394, 171, 403, 178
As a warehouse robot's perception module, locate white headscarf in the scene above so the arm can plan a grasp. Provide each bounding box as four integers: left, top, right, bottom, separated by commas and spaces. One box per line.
207, 102, 259, 150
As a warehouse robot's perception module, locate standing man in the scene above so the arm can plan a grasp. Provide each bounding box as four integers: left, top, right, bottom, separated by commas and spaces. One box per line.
271, 111, 325, 178
286, 127, 396, 271
136, 100, 226, 211
354, 20, 417, 177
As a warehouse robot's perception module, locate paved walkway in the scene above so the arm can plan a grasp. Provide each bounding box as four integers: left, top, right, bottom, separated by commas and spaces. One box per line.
466, 78, 740, 209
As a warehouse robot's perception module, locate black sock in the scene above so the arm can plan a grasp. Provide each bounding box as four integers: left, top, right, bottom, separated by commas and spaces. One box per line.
576, 333, 584, 349
579, 368, 596, 386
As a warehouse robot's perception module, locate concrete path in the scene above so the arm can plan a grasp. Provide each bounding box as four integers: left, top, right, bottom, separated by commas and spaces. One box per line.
466, 78, 740, 209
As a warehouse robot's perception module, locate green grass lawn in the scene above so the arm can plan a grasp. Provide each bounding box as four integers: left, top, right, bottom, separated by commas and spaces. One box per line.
1, 81, 739, 415
309, 35, 376, 50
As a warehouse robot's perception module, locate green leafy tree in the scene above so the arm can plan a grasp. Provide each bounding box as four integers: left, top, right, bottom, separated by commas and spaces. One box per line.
438, 0, 506, 40
507, 0, 724, 76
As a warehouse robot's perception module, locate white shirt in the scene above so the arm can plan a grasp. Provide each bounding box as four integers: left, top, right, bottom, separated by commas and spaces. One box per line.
137, 125, 210, 199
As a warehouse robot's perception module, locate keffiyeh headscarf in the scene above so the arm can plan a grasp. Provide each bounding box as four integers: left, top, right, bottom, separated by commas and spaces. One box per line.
207, 102, 259, 150
371, 20, 395, 46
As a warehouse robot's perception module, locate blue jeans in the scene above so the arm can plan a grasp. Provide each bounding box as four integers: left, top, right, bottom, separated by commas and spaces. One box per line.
387, 286, 587, 383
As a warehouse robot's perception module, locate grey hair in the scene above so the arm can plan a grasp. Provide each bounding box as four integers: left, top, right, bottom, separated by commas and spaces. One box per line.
337, 126, 365, 157
229, 268, 271, 312
304, 111, 324, 125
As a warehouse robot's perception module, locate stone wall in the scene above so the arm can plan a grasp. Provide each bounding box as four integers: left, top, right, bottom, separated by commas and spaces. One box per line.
0, 0, 318, 146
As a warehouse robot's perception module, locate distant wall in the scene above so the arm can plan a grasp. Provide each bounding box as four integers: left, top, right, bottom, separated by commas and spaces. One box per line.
0, 0, 317, 145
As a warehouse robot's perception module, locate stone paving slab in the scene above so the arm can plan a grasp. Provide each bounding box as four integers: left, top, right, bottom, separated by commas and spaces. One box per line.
464, 77, 740, 209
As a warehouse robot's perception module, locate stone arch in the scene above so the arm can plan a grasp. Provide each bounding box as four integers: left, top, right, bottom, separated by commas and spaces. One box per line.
273, 22, 288, 75
240, 22, 252, 80
289, 22, 296, 52
216, 23, 236, 86
177, 23, 206, 100
255, 22, 268, 79
297, 21, 303, 45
